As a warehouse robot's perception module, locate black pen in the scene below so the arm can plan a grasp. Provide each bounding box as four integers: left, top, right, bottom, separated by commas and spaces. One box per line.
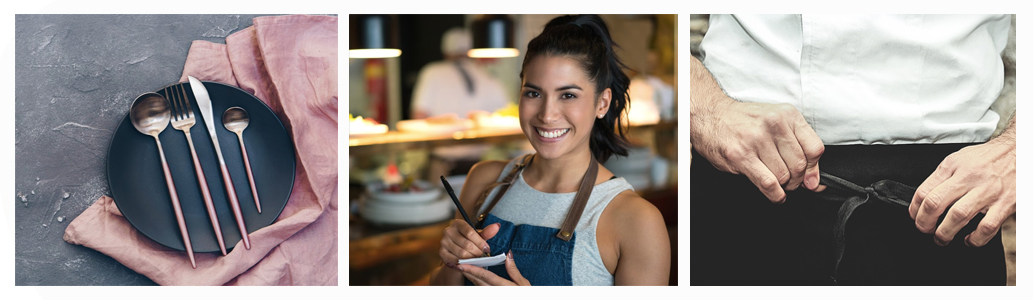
441, 176, 475, 229
441, 176, 488, 257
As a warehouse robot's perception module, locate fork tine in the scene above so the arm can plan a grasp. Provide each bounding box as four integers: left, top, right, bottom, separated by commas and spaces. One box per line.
172, 84, 183, 120
174, 85, 182, 118
178, 86, 186, 120
172, 84, 181, 119
165, 86, 179, 121
179, 83, 193, 118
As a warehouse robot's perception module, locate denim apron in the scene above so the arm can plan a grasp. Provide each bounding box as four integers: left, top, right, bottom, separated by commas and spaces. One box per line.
464, 154, 598, 286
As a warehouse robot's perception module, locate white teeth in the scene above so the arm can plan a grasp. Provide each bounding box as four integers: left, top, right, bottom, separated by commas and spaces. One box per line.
536, 128, 569, 138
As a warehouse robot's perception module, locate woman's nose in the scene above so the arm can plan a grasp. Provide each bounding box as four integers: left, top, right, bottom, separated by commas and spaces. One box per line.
537, 98, 559, 124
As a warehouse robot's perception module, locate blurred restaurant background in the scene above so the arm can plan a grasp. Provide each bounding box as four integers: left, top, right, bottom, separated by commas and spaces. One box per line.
348, 14, 678, 285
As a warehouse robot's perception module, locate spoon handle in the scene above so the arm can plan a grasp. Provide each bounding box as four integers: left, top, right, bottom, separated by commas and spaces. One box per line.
236, 132, 262, 214
184, 131, 227, 255
155, 136, 196, 269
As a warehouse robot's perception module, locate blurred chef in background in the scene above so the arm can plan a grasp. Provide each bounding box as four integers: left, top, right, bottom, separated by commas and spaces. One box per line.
411, 27, 510, 120
412, 27, 515, 180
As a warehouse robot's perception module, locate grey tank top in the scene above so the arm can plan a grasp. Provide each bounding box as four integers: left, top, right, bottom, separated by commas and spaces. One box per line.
475, 156, 635, 286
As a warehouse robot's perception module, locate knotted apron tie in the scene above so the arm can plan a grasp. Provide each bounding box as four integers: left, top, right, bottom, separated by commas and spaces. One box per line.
818, 172, 988, 284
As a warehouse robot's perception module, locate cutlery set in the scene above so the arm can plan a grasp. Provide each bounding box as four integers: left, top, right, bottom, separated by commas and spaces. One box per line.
129, 76, 262, 268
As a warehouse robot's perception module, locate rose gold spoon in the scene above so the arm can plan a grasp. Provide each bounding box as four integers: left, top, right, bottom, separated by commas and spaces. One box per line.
129, 92, 196, 268
222, 107, 261, 214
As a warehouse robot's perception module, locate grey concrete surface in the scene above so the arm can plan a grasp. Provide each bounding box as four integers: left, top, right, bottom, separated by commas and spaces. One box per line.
14, 14, 276, 286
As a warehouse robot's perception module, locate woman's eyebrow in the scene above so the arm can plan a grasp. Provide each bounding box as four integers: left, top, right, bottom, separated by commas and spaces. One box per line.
522, 83, 582, 91
555, 84, 582, 91
523, 83, 542, 90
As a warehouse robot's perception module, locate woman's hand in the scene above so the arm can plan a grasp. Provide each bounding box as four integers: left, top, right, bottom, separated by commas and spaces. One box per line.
430, 160, 509, 285
460, 251, 531, 286
439, 220, 501, 270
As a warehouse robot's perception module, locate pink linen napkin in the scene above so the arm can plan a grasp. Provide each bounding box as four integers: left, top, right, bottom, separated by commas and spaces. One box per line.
63, 15, 338, 286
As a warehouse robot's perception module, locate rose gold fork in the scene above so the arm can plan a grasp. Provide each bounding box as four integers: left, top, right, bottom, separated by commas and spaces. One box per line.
167, 84, 228, 256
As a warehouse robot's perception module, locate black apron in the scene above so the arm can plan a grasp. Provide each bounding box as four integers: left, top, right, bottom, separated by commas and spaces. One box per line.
690, 144, 1006, 285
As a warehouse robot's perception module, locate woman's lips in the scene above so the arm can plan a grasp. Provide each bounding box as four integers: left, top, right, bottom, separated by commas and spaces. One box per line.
535, 127, 570, 140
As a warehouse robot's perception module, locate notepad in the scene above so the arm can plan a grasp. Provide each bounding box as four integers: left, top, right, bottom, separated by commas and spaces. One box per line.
458, 253, 507, 267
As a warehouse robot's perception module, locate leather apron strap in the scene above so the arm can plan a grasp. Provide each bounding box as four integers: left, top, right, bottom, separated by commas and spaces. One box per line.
474, 154, 534, 227
474, 154, 599, 242
555, 155, 598, 241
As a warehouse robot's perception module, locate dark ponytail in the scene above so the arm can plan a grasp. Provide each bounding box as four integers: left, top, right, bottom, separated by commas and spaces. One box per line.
521, 14, 631, 163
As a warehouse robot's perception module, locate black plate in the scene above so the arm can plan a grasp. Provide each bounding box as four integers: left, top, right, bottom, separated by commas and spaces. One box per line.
107, 81, 296, 253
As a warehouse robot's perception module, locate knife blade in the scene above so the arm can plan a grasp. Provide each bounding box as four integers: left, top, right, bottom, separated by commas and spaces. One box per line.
187, 76, 252, 250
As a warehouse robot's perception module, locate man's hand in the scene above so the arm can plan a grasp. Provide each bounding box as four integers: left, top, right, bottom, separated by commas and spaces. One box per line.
910, 116, 1016, 247
690, 56, 825, 203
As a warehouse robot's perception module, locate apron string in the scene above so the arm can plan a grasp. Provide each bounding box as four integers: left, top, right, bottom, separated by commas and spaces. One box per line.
820, 171, 920, 284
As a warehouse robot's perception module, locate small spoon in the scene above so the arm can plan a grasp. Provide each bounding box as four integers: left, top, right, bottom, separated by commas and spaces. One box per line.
223, 107, 261, 213
129, 92, 196, 268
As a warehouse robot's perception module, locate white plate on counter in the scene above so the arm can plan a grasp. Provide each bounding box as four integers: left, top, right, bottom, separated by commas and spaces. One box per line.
360, 195, 455, 226
366, 180, 441, 203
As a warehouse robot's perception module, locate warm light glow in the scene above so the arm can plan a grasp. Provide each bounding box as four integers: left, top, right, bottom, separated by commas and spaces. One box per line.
349, 49, 402, 58
467, 48, 520, 58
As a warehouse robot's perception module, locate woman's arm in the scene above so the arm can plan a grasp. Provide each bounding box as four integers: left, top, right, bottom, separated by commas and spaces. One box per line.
429, 160, 508, 285
601, 191, 671, 285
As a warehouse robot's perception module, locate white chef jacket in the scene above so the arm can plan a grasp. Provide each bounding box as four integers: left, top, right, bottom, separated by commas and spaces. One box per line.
411, 60, 509, 118
700, 14, 1011, 145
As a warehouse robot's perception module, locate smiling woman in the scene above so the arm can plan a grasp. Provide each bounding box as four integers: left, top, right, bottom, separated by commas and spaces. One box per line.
429, 14, 671, 286
520, 56, 607, 160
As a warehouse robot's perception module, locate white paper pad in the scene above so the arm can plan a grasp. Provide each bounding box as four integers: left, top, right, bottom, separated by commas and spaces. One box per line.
458, 253, 507, 267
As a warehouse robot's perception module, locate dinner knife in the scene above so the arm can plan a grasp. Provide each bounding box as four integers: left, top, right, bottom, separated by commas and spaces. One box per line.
188, 76, 252, 250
